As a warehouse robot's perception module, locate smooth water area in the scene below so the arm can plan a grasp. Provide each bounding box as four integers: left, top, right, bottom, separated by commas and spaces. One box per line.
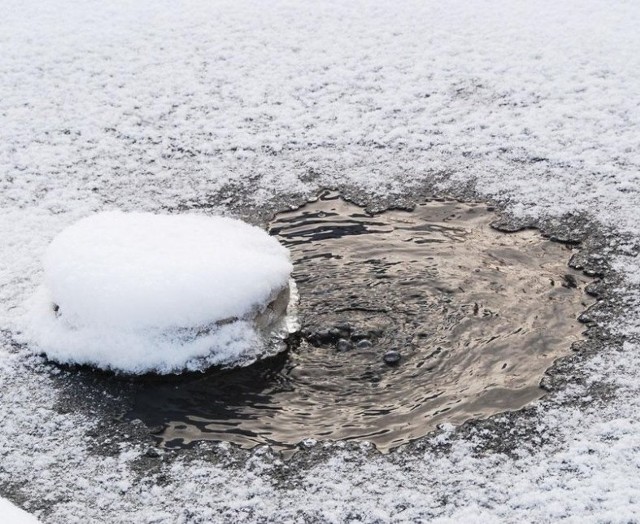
130, 193, 592, 451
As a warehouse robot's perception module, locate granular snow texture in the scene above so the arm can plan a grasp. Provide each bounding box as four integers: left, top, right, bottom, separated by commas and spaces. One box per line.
1, 0, 640, 522
24, 211, 292, 373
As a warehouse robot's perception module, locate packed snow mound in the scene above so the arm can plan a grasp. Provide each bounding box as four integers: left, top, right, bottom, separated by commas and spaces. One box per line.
25, 211, 294, 374
45, 212, 292, 329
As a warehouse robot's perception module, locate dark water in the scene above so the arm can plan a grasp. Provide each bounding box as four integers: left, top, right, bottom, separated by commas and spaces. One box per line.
130, 192, 592, 452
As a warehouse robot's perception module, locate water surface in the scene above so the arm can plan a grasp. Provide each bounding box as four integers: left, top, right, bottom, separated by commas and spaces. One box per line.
130, 193, 592, 451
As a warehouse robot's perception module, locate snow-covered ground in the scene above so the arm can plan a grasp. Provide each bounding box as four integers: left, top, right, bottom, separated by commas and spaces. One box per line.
1, 0, 640, 521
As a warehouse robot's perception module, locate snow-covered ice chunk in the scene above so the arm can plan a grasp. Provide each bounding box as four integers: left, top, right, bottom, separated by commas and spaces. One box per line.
24, 211, 294, 374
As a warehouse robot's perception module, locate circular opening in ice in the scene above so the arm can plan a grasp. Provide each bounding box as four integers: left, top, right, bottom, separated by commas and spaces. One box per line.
26, 211, 295, 374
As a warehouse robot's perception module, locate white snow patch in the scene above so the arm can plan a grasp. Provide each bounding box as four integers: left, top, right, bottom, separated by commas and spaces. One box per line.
22, 212, 292, 373
0, 497, 40, 524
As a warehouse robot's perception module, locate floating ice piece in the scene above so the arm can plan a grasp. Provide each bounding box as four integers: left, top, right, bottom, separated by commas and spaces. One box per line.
25, 211, 294, 374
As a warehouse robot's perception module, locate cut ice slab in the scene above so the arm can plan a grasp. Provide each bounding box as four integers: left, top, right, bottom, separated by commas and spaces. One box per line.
24, 211, 296, 374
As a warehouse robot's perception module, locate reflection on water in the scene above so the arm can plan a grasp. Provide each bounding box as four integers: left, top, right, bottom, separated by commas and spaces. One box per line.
129, 192, 593, 452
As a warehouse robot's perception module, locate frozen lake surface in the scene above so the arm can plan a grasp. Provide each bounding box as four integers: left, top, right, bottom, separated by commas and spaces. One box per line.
1, 0, 640, 521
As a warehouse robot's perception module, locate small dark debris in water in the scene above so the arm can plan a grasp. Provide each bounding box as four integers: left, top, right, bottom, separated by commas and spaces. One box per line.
148, 425, 164, 435
306, 328, 333, 346
306, 325, 372, 347
356, 339, 373, 349
336, 339, 352, 352
316, 329, 334, 343
383, 350, 401, 366
334, 322, 351, 336
329, 328, 343, 340
350, 330, 368, 341
350, 328, 381, 342
145, 447, 160, 458
562, 274, 578, 288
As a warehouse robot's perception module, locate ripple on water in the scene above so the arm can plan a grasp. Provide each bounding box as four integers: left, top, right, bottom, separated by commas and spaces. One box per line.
129, 192, 593, 452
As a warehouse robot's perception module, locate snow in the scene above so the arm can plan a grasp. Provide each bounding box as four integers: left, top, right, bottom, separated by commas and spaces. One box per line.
22, 211, 292, 373
1, 0, 640, 521
0, 497, 40, 524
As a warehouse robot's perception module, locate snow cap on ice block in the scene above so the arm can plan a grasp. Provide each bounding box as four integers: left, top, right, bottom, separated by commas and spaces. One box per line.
27, 211, 294, 374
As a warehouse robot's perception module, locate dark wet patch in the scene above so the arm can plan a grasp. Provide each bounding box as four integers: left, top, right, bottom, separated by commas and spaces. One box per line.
126, 191, 593, 452
4, 182, 632, 521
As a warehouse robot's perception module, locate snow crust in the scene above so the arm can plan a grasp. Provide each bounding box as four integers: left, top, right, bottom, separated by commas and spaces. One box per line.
2, 0, 640, 521
26, 212, 292, 373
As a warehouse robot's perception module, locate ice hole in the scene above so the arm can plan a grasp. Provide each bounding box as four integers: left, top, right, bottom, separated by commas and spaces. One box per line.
123, 193, 594, 451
